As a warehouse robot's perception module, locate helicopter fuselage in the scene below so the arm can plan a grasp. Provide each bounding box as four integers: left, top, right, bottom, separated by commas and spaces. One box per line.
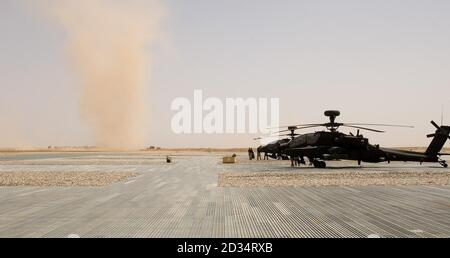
282, 131, 442, 165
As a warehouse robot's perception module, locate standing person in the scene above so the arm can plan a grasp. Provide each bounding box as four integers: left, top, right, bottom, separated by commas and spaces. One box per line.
293, 156, 301, 167
248, 148, 253, 160
257, 148, 262, 160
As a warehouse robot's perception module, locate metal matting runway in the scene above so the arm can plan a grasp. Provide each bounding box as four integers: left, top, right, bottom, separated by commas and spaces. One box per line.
0, 152, 449, 238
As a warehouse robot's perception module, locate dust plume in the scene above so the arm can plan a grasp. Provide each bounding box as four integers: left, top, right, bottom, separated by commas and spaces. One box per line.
45, 0, 163, 148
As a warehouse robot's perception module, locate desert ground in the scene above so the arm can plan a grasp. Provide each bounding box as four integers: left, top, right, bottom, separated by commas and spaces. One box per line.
0, 150, 449, 237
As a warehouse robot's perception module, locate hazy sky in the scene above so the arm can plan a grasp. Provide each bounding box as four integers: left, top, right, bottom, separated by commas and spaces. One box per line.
1, 0, 450, 148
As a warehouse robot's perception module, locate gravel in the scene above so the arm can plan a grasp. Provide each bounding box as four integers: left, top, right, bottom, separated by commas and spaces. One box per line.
218, 171, 450, 187
0, 171, 140, 187
0, 159, 163, 165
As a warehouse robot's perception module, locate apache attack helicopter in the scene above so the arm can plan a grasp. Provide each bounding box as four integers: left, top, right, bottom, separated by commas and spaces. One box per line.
255, 139, 288, 160
273, 110, 450, 168
254, 134, 296, 160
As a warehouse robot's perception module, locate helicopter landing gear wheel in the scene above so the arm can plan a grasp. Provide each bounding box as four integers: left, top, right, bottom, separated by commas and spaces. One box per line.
440, 160, 448, 168
313, 160, 327, 168
313, 160, 320, 168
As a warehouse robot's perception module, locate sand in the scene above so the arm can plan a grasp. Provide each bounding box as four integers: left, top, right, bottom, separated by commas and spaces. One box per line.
218, 171, 450, 187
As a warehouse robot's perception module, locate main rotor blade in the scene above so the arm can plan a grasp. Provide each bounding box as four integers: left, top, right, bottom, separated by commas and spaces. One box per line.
253, 136, 278, 140
290, 123, 324, 127
342, 125, 385, 133
267, 123, 322, 129
344, 123, 414, 128
278, 133, 300, 137
276, 125, 323, 133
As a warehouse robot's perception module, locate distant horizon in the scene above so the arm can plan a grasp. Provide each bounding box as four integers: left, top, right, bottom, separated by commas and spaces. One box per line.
2, 145, 448, 151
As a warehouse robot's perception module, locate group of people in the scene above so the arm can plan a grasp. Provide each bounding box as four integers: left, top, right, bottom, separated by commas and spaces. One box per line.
248, 147, 268, 160
248, 147, 306, 167
290, 156, 306, 167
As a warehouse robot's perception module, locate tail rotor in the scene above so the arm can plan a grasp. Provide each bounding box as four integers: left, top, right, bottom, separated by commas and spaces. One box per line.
425, 121, 450, 162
